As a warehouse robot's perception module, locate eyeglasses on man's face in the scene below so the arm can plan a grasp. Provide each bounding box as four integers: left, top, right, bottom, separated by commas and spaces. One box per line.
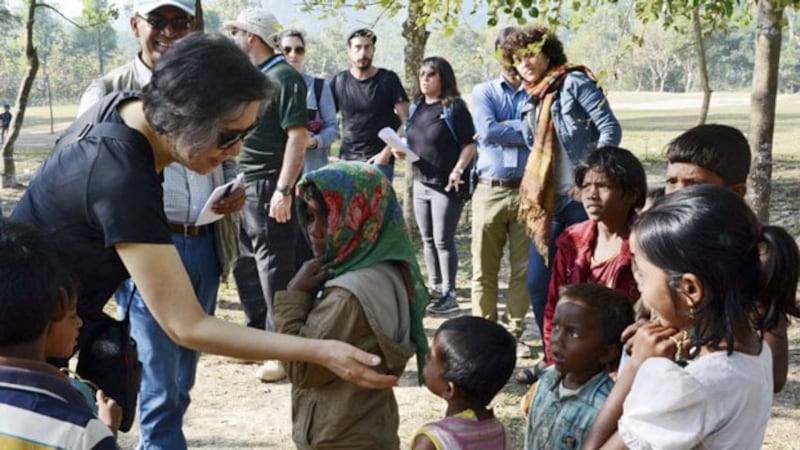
137, 13, 193, 32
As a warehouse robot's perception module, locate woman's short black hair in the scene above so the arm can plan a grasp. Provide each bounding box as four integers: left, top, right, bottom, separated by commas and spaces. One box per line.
434, 316, 516, 409
143, 32, 271, 155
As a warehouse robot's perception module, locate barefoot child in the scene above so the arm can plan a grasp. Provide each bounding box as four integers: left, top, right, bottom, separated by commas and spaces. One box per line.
585, 185, 800, 449
518, 146, 645, 384
525, 283, 634, 450
412, 316, 516, 450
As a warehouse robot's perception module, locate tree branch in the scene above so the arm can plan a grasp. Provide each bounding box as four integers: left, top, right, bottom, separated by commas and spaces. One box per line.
36, 1, 85, 29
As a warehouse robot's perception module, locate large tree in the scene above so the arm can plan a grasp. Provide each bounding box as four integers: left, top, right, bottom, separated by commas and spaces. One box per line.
1, 0, 116, 188
746, 0, 798, 221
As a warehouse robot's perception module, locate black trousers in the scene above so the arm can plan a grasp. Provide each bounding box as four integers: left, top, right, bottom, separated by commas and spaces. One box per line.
232, 175, 298, 331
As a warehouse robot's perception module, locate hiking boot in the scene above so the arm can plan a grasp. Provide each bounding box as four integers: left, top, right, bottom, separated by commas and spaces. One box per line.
426, 292, 459, 315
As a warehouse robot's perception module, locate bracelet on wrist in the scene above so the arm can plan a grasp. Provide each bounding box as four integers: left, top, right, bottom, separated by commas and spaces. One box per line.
452, 167, 464, 175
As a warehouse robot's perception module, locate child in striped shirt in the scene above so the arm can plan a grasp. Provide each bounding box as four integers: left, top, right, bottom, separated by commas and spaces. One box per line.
412, 316, 516, 449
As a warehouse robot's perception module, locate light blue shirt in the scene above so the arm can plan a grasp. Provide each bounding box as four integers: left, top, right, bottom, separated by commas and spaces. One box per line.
525, 367, 613, 450
470, 76, 531, 180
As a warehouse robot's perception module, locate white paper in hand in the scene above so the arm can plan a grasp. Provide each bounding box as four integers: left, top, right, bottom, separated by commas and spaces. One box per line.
195, 173, 245, 226
378, 127, 420, 162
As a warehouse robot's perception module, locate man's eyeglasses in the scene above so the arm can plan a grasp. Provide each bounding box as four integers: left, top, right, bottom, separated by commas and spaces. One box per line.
282, 46, 305, 55
218, 123, 257, 150
137, 13, 193, 32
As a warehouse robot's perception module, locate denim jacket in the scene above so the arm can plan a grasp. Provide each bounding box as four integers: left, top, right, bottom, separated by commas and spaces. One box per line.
522, 71, 621, 167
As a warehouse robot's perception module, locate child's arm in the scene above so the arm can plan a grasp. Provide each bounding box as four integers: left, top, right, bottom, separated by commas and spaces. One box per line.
584, 323, 679, 449
96, 389, 122, 438
275, 260, 382, 388
765, 314, 788, 392
411, 432, 438, 450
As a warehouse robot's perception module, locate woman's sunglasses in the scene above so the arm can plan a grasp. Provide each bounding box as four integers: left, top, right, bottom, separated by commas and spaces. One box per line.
218, 123, 258, 150
282, 46, 306, 55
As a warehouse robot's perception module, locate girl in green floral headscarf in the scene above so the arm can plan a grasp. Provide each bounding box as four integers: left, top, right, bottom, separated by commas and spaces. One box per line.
273, 161, 430, 450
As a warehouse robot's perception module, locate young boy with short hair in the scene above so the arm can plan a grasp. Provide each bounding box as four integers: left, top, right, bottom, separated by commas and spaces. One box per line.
525, 283, 634, 450
664, 123, 750, 196
0, 218, 116, 449
413, 316, 516, 450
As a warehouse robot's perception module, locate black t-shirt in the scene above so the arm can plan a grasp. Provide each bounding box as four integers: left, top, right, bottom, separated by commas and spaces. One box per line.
0, 111, 10, 128
406, 99, 475, 187
330, 68, 408, 160
12, 92, 172, 318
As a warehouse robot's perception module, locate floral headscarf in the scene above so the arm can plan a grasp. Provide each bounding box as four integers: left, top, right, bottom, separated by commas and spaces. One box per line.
295, 161, 430, 380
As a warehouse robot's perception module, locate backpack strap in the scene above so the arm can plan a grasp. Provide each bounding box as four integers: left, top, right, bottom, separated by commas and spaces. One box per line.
313, 77, 324, 110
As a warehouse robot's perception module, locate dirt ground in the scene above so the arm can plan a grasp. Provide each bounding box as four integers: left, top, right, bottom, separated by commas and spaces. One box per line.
2, 103, 799, 449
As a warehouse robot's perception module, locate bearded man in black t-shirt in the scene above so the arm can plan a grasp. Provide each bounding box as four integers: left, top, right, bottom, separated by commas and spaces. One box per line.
329, 29, 409, 181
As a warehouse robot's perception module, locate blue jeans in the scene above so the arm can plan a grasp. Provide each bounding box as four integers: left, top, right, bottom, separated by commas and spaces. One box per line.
115, 231, 220, 450
413, 180, 464, 294
527, 197, 587, 349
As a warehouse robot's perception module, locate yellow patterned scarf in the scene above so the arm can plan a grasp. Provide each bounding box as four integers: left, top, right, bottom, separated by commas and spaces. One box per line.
519, 65, 593, 265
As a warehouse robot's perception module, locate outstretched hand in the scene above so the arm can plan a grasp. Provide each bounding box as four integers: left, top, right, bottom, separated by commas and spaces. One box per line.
319, 340, 399, 389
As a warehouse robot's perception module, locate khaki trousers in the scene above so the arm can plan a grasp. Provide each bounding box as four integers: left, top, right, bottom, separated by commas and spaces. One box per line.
470, 183, 531, 335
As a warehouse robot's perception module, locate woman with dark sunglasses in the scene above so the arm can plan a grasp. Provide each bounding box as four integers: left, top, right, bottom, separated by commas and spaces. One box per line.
12, 31, 397, 407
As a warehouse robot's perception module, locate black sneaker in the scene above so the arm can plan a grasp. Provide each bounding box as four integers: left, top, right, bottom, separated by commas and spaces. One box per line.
428, 287, 442, 299
426, 293, 459, 315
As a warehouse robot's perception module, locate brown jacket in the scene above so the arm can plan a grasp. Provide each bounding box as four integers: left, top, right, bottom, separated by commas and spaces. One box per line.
274, 262, 415, 450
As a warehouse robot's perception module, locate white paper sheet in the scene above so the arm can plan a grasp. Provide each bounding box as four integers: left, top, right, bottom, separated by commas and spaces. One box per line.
378, 127, 420, 162
195, 173, 245, 226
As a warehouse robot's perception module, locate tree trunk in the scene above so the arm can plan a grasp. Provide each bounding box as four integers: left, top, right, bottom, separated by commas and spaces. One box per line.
746, 0, 783, 222
46, 68, 53, 134
2, 0, 38, 188
95, 28, 104, 75
400, 0, 429, 241
693, 6, 712, 125
194, 0, 204, 31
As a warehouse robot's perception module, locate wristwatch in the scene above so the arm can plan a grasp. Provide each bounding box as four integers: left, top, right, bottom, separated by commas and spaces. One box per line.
275, 184, 292, 196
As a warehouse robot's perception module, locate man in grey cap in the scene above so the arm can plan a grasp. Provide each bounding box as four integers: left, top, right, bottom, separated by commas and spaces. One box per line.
224, 9, 309, 382
76, 1, 244, 448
